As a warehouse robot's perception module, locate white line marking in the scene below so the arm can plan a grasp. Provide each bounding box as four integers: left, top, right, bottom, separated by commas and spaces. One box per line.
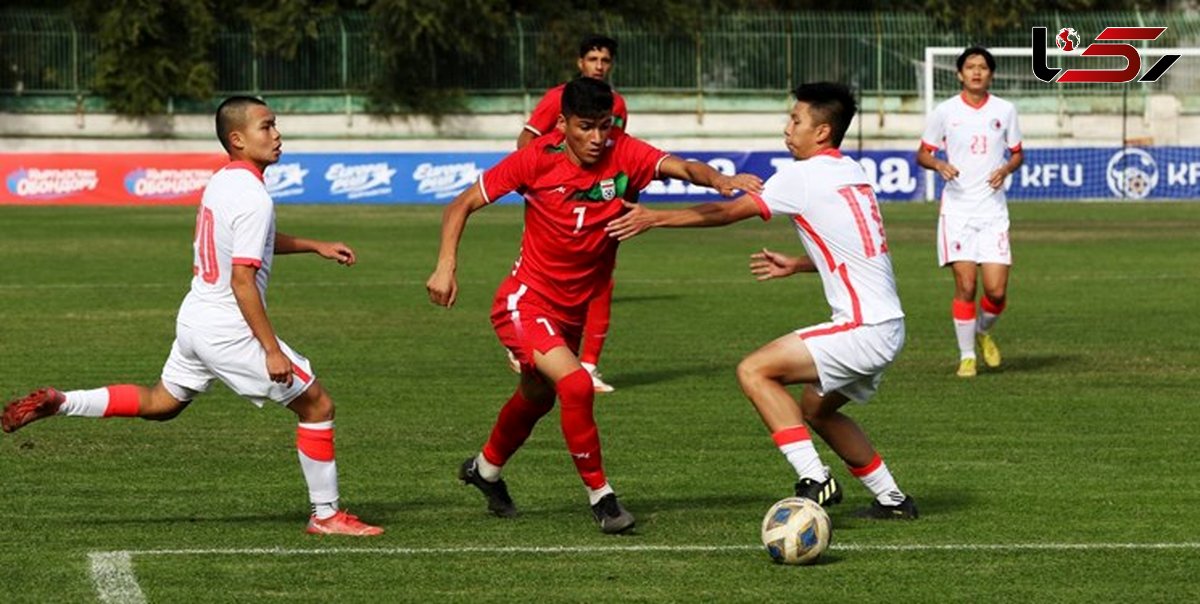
89, 542, 1200, 600
88, 551, 146, 604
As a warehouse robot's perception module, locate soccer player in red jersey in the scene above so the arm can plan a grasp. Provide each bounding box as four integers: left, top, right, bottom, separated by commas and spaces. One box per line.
428, 77, 762, 534
514, 35, 627, 393
2, 97, 382, 536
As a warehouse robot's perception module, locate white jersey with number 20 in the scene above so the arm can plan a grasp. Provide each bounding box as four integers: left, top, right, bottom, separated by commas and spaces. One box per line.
177, 161, 276, 335
753, 149, 905, 327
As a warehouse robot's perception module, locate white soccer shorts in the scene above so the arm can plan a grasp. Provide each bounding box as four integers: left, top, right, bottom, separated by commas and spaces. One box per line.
160, 324, 316, 406
937, 213, 1011, 266
795, 318, 905, 403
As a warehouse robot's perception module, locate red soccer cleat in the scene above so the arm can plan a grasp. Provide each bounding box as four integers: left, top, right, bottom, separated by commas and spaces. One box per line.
2, 388, 65, 434
305, 510, 384, 536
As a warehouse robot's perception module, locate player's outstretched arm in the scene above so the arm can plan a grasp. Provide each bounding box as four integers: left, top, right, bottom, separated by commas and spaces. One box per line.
231, 264, 293, 385
426, 183, 489, 308
916, 145, 959, 181
275, 232, 356, 266
658, 155, 763, 197
749, 248, 816, 281
606, 195, 765, 241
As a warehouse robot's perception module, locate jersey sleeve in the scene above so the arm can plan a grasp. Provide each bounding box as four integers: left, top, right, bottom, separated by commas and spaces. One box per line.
920, 104, 946, 152
757, 164, 808, 219
1006, 104, 1023, 152
230, 191, 273, 268
612, 92, 629, 137
619, 136, 670, 192
480, 145, 536, 204
525, 87, 562, 137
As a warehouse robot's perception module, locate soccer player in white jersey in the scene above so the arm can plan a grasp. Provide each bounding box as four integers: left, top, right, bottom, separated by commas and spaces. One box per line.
917, 46, 1024, 378
1, 96, 383, 536
607, 82, 916, 519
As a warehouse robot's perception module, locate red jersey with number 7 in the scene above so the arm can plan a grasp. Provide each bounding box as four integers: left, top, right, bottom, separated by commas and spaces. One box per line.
478, 133, 668, 308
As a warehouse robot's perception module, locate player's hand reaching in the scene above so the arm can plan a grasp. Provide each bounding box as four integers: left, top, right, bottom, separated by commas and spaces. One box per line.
936, 160, 960, 182
749, 248, 802, 281
316, 241, 357, 266
713, 172, 764, 197
426, 269, 459, 308
265, 348, 294, 386
605, 201, 657, 241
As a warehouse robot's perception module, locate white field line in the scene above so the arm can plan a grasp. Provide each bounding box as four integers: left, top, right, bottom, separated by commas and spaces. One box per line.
88, 551, 146, 604
89, 542, 1200, 603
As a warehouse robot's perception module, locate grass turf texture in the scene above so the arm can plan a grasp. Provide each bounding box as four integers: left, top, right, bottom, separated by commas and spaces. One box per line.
1, 202, 1198, 602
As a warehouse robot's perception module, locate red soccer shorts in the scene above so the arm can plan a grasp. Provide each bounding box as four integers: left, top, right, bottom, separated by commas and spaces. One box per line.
490, 276, 584, 367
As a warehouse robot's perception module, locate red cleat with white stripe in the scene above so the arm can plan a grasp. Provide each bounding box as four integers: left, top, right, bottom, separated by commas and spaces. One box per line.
305, 510, 384, 536
2, 388, 65, 433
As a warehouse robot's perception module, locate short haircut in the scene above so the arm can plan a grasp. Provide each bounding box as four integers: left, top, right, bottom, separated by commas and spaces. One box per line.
215, 96, 268, 153
562, 77, 614, 120
579, 35, 617, 58
791, 82, 857, 148
957, 46, 996, 72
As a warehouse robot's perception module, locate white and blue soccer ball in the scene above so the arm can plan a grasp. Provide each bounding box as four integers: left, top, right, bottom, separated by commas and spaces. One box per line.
761, 497, 832, 565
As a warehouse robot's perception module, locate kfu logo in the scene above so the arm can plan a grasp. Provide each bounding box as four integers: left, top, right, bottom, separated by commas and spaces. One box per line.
1032, 26, 1181, 83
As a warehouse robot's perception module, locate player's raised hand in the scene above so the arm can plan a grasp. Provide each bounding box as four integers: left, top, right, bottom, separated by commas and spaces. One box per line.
937, 160, 960, 181
749, 248, 800, 281
316, 241, 357, 266
265, 349, 294, 386
712, 173, 764, 197
426, 269, 458, 308
606, 200, 657, 241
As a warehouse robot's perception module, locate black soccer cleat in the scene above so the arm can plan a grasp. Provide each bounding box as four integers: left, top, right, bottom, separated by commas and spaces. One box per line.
854, 494, 919, 520
458, 456, 518, 518
794, 475, 843, 507
591, 493, 636, 534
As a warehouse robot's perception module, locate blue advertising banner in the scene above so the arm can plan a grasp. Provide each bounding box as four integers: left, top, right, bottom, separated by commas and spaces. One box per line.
261, 147, 1200, 204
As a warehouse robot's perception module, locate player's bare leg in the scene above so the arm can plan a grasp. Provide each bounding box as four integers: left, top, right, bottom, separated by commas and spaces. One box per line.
951, 261, 980, 377
534, 346, 633, 534
799, 386, 916, 519
735, 334, 841, 506
461, 366, 556, 518
289, 380, 383, 536
3, 382, 187, 433
976, 263, 1009, 368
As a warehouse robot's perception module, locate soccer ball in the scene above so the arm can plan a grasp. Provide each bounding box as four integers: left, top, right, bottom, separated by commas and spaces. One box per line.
760, 497, 832, 565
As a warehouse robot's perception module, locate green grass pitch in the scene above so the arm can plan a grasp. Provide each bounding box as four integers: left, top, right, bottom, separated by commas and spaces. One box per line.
1, 201, 1198, 602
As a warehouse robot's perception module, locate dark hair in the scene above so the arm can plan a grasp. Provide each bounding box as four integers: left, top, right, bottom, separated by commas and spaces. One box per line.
215, 96, 268, 153
579, 35, 617, 58
791, 82, 857, 148
956, 46, 996, 72
562, 77, 614, 120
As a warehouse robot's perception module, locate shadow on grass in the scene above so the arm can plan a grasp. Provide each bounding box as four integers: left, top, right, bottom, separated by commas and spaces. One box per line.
611, 293, 684, 305
608, 363, 728, 389
986, 353, 1081, 374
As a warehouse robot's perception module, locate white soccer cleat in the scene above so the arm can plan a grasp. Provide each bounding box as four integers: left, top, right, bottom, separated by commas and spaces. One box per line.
587, 366, 614, 393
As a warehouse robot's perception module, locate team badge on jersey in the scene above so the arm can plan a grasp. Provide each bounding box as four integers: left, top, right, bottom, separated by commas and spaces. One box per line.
600, 178, 616, 201
991, 118, 1003, 131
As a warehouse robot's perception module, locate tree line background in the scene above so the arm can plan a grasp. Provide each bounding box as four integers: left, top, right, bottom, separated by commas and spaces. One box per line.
0, 0, 1170, 116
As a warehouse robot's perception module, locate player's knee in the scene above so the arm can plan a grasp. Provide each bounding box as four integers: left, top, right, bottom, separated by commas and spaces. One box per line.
984, 291, 1006, 306
736, 357, 767, 389
289, 383, 335, 423
555, 369, 593, 404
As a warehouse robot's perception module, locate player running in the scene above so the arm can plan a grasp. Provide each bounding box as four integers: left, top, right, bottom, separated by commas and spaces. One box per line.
607, 82, 917, 520
427, 77, 762, 534
514, 34, 627, 393
917, 46, 1024, 377
2, 96, 383, 536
